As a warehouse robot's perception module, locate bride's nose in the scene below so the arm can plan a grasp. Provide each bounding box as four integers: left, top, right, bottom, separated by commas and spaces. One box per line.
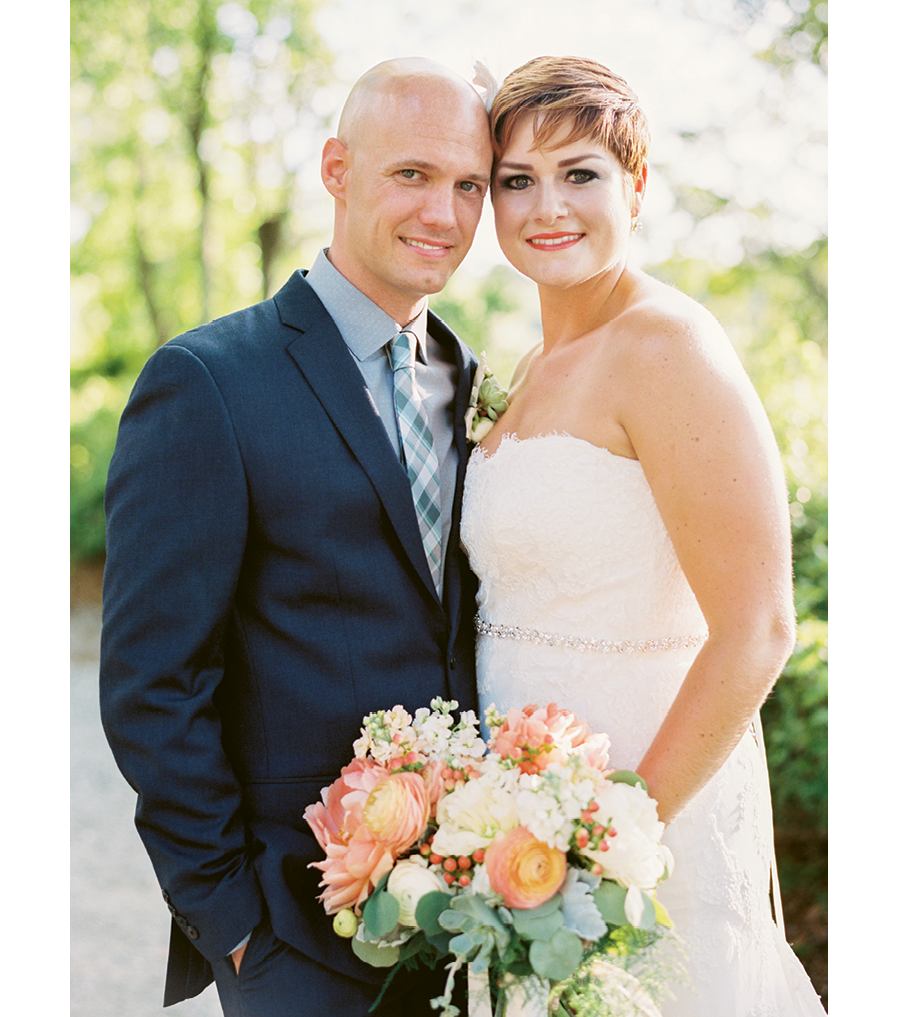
533, 183, 567, 223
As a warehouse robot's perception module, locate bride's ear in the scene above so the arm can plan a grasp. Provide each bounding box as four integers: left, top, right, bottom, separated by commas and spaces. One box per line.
631, 162, 648, 217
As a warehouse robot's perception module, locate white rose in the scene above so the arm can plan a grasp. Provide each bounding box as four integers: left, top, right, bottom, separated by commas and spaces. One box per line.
431, 774, 519, 857
387, 858, 448, 927
584, 783, 669, 891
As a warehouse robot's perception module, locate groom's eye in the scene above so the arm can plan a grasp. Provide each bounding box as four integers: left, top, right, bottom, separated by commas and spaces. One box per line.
399, 169, 421, 180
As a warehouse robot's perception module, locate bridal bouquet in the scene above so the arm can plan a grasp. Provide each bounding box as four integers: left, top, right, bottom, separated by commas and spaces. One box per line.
304, 699, 679, 1017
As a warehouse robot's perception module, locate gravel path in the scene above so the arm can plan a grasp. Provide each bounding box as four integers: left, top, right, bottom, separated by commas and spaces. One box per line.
71, 604, 222, 1016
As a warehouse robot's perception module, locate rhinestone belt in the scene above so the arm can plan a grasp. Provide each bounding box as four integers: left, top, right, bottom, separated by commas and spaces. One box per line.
475, 616, 707, 655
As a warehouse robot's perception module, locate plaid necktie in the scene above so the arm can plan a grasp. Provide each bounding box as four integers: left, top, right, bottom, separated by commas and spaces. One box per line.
389, 330, 441, 589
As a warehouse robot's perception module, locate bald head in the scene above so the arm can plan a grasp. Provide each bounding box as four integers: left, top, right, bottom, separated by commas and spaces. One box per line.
338, 58, 486, 145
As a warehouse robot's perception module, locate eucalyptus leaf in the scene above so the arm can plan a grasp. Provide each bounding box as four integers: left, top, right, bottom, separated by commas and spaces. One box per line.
529, 928, 583, 981
511, 904, 564, 942
363, 888, 401, 938
592, 880, 629, 926
416, 891, 453, 937
351, 935, 401, 968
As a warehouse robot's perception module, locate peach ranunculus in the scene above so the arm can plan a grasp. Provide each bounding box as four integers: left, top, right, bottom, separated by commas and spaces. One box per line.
485, 826, 567, 909
362, 771, 429, 855
304, 759, 429, 915
490, 703, 611, 776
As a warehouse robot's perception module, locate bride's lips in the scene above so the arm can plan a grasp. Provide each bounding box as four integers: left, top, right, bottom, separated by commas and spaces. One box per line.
526, 232, 585, 251
401, 237, 453, 257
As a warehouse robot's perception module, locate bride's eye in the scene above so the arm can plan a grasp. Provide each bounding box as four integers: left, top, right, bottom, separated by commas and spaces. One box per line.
568, 169, 598, 184
499, 175, 531, 191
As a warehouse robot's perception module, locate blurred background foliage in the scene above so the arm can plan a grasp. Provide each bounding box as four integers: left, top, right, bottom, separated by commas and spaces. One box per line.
71, 0, 826, 998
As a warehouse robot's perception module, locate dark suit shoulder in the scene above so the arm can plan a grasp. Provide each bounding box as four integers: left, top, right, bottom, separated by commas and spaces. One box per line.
161, 271, 319, 366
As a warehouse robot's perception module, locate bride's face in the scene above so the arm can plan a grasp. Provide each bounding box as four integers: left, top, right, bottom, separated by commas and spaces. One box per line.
491, 115, 643, 290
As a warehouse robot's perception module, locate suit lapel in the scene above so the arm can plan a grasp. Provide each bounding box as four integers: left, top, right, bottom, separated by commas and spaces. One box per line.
275, 273, 440, 600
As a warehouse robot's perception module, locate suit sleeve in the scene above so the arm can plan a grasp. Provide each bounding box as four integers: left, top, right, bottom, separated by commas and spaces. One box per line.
100, 342, 264, 962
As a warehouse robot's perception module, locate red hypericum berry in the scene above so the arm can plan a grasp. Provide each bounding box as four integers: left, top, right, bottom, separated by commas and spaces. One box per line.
457, 855, 472, 870
444, 873, 456, 885
430, 854, 444, 866
458, 874, 471, 887
443, 857, 458, 872
472, 849, 486, 864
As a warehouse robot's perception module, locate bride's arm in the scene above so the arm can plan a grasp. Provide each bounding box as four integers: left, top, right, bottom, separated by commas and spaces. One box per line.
616, 300, 795, 825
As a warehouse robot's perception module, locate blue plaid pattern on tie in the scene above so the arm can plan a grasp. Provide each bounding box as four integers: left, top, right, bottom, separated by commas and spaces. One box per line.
389, 330, 442, 588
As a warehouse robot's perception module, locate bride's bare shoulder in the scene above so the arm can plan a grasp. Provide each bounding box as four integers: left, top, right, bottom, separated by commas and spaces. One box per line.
615, 271, 738, 372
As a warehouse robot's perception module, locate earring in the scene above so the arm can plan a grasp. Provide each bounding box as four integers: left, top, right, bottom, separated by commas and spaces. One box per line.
630, 218, 642, 234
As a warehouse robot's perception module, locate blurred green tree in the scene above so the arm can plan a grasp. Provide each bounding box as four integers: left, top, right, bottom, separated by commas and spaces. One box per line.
71, 0, 332, 559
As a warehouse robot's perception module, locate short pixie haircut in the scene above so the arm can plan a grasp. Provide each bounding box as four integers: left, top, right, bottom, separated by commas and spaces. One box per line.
490, 56, 650, 184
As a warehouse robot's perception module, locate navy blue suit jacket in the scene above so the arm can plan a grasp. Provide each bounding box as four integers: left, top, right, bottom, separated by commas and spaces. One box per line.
99, 271, 479, 1005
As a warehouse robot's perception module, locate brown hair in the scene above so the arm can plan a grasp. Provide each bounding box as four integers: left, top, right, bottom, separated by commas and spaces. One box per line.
490, 56, 649, 183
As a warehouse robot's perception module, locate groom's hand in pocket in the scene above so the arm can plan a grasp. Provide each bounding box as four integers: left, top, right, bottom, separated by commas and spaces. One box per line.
230, 939, 249, 975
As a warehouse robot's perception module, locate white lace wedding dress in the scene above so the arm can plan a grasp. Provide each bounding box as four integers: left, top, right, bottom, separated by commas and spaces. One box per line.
461, 434, 825, 1016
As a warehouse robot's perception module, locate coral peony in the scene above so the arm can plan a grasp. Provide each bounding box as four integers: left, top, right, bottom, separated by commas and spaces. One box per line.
304, 757, 390, 853
485, 826, 567, 909
312, 827, 395, 914
303, 759, 426, 915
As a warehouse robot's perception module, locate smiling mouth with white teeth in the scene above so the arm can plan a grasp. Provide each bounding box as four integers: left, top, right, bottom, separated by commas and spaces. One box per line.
526, 233, 585, 249
402, 238, 450, 251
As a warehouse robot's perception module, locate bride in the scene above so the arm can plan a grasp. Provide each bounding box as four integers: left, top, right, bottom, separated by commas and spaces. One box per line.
461, 56, 825, 1015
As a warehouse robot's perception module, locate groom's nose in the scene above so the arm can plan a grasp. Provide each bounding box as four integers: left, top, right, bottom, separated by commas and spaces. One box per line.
418, 184, 458, 232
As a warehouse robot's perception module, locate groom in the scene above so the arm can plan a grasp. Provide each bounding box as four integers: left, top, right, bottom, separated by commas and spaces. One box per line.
100, 58, 492, 1016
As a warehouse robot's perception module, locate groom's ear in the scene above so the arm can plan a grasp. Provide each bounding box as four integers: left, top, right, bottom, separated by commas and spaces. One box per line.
321, 137, 350, 199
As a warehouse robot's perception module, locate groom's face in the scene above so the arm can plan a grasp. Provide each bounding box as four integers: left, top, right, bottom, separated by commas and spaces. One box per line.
325, 81, 492, 321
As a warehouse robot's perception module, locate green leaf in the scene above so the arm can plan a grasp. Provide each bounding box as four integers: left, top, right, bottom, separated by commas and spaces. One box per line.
592, 880, 629, 926
529, 928, 583, 981
511, 897, 564, 941
363, 887, 401, 938
606, 769, 648, 791
416, 891, 453, 938
351, 935, 401, 968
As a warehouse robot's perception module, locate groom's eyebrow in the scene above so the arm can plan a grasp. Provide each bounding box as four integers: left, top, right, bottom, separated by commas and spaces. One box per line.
387, 158, 490, 184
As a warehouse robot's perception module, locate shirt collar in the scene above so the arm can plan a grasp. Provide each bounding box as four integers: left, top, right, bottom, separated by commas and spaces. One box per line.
305, 249, 429, 364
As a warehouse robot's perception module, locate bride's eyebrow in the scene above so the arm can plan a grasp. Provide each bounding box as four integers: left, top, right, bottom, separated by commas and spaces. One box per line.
496, 153, 608, 172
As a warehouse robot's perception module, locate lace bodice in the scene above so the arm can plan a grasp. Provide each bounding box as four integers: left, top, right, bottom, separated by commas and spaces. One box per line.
462, 434, 706, 643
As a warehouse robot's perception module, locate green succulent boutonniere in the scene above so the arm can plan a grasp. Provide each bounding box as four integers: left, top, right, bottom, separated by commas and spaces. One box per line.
465, 355, 509, 443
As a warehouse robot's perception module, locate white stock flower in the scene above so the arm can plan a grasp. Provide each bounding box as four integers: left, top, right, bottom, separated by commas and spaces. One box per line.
387, 857, 449, 927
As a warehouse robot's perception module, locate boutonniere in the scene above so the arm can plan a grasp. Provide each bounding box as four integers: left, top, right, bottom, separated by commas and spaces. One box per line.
464, 354, 509, 443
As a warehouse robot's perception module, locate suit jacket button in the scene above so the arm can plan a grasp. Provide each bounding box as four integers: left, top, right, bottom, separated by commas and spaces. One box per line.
161, 890, 171, 903
186, 925, 200, 940
168, 904, 177, 916
175, 915, 187, 928
449, 654, 457, 670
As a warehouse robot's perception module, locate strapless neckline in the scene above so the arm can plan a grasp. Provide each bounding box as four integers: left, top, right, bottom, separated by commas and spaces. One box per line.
470, 431, 641, 468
